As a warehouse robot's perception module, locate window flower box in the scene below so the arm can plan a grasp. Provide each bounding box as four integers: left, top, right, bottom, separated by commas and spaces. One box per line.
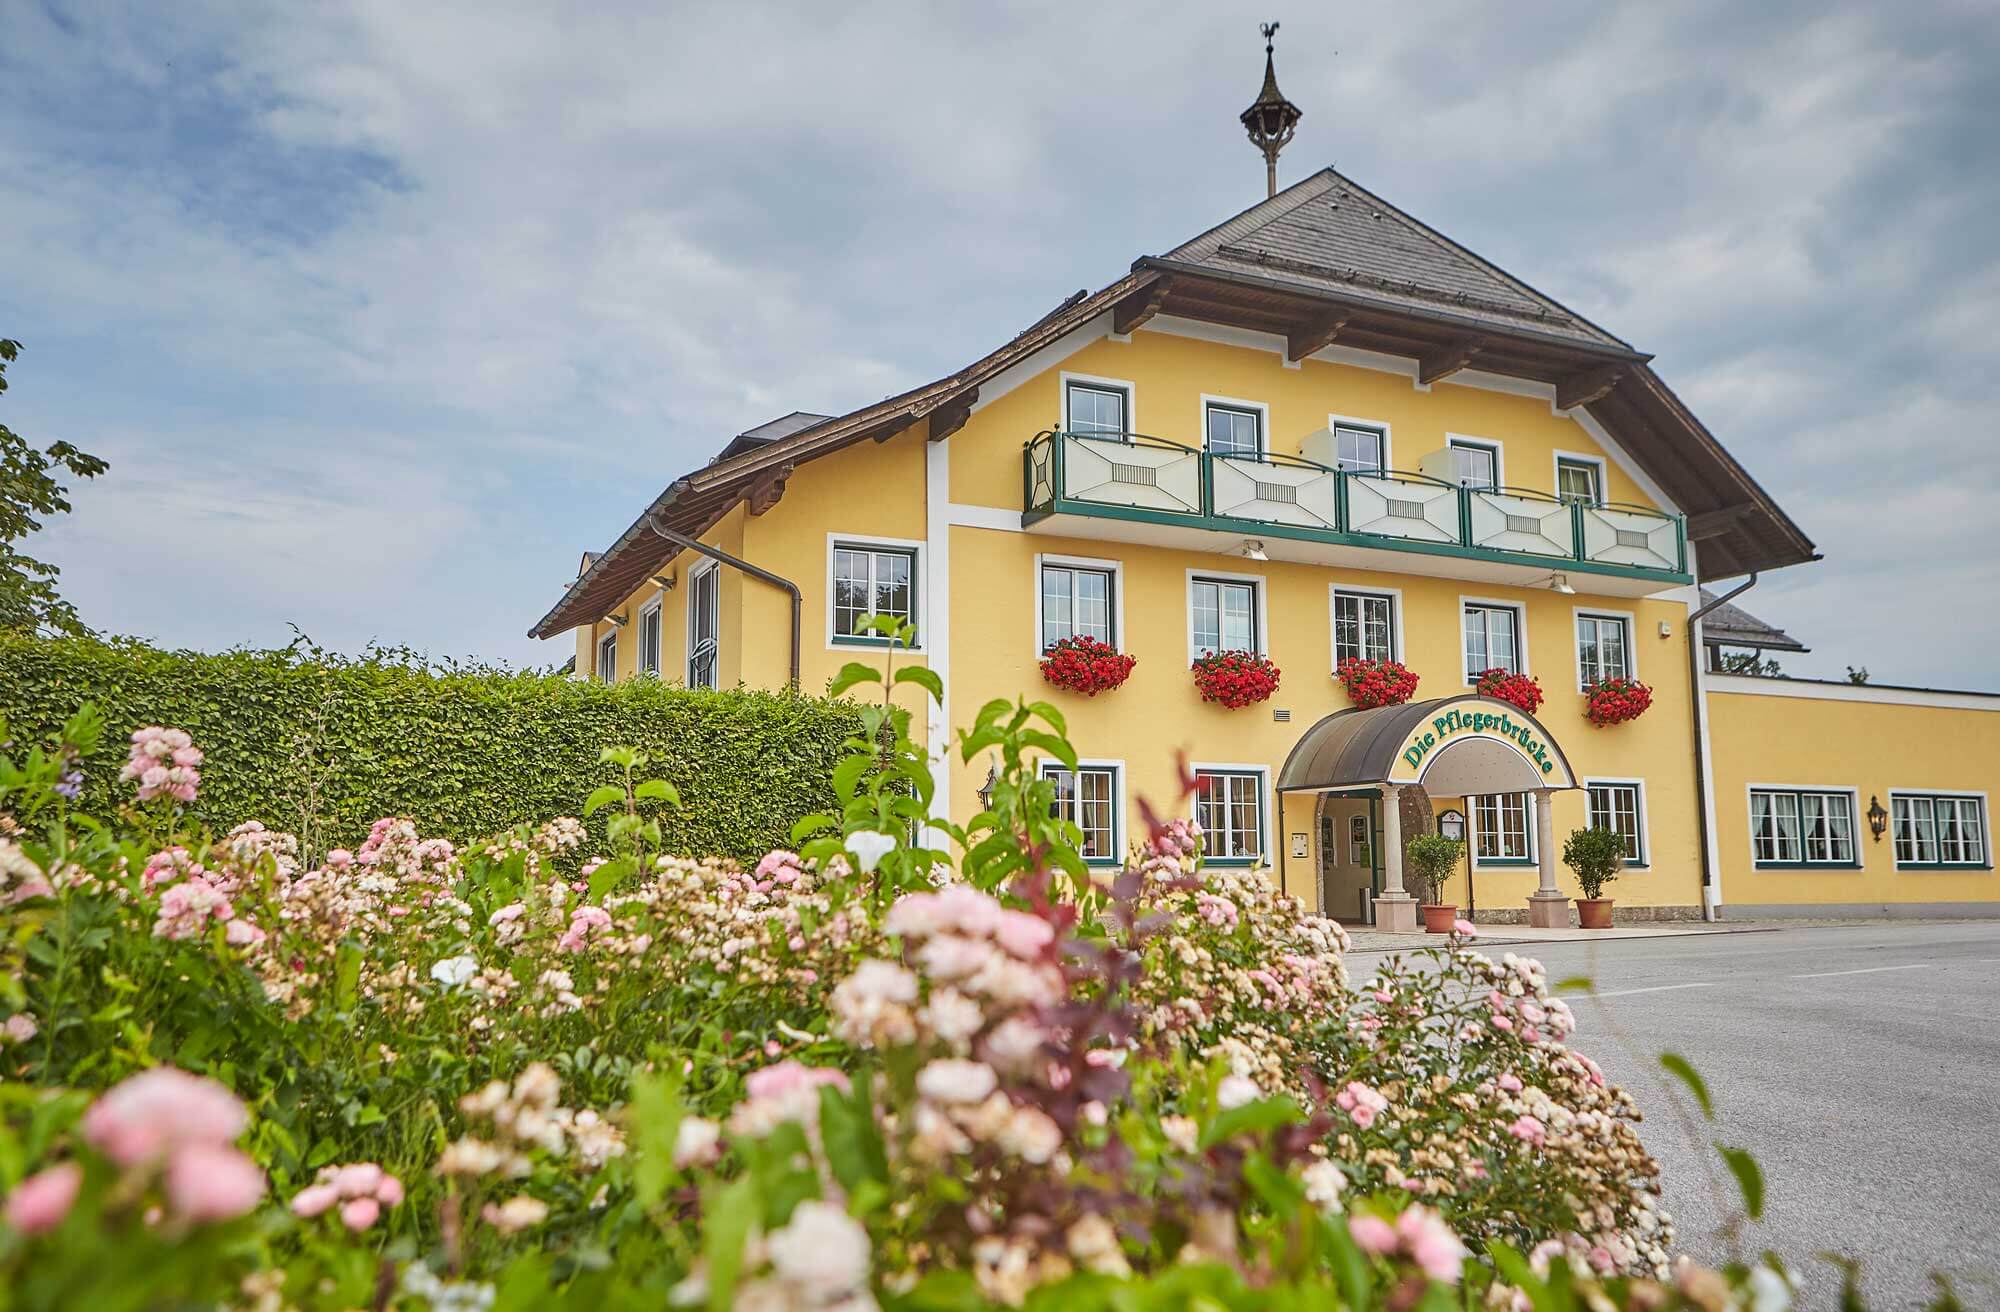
1192, 650, 1281, 709
1584, 676, 1653, 727
1039, 636, 1137, 696
1474, 667, 1544, 715
1336, 657, 1420, 709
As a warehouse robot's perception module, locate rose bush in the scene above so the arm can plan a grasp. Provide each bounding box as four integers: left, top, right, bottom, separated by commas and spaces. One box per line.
1585, 676, 1654, 727
1191, 649, 1281, 708
1038, 636, 1136, 696
1476, 667, 1545, 715
1336, 657, 1421, 709
0, 663, 1800, 1311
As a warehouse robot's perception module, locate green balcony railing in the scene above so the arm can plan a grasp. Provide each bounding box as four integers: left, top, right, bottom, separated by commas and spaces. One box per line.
1022, 430, 1688, 580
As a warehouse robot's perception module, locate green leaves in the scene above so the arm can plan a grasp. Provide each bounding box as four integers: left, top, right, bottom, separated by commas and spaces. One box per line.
1198, 1095, 1305, 1150
828, 662, 882, 698
1718, 1143, 1765, 1220
1658, 1051, 1714, 1119
582, 785, 625, 817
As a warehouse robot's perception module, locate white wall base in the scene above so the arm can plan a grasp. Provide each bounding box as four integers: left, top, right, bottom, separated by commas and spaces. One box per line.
1722, 902, 2000, 921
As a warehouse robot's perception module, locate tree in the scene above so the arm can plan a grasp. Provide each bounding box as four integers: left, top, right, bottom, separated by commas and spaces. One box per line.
0, 338, 107, 637
1845, 665, 1871, 685
1713, 648, 1785, 677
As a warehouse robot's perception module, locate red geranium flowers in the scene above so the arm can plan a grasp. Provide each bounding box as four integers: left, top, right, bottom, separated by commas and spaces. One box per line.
1336, 657, 1420, 709
1584, 676, 1653, 727
1039, 636, 1137, 696
1474, 667, 1544, 715
1192, 650, 1281, 709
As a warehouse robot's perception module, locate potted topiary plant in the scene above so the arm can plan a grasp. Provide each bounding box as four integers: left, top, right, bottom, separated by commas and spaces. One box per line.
1404, 832, 1466, 933
1562, 826, 1625, 928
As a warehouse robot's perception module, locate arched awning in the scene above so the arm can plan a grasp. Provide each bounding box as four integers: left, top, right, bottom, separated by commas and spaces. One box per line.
1277, 695, 1577, 796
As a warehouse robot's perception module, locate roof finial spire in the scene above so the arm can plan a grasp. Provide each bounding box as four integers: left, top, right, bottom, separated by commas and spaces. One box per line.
1241, 21, 1303, 199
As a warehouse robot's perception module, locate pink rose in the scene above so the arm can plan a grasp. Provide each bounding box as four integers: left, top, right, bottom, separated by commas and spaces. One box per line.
374, 1174, 404, 1207
993, 910, 1055, 959
290, 1183, 340, 1218
82, 1068, 249, 1167
340, 1196, 381, 1231
1349, 1213, 1397, 1254
331, 1163, 383, 1197
1498, 1073, 1523, 1093
1397, 1206, 1467, 1283
5, 1162, 81, 1235
165, 1143, 265, 1222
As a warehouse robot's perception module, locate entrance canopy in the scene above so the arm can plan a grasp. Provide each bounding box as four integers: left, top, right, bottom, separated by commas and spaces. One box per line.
1278, 695, 1577, 796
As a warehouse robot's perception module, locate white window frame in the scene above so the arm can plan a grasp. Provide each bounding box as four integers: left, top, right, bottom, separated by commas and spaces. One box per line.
1745, 784, 1862, 869
1584, 778, 1649, 868
1329, 583, 1404, 666
637, 595, 664, 677
1191, 763, 1270, 868
1200, 394, 1268, 458
1060, 372, 1135, 439
1328, 413, 1394, 474
1554, 450, 1608, 507
1033, 552, 1125, 659
1470, 792, 1537, 868
1460, 596, 1529, 684
825, 532, 925, 651
1889, 790, 1991, 870
685, 561, 719, 689
1186, 568, 1268, 662
1573, 608, 1637, 690
1446, 433, 1505, 489
1040, 758, 1125, 866
595, 629, 619, 684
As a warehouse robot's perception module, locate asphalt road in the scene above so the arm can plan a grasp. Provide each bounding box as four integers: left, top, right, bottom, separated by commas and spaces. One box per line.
1345, 922, 2000, 1310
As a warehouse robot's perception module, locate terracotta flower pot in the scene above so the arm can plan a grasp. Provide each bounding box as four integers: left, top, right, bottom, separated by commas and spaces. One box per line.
1576, 898, 1615, 929
1421, 904, 1459, 934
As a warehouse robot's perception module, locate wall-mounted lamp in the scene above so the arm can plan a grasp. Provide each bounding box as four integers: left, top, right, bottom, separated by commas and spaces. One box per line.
1658, 620, 1673, 639
1547, 573, 1576, 595
1867, 795, 1889, 842
976, 756, 999, 808
1242, 539, 1269, 562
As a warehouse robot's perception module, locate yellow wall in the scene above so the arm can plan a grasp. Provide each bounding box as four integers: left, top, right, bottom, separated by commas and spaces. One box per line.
1709, 683, 2000, 909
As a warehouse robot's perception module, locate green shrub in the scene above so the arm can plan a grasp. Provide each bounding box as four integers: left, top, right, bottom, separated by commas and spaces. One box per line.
1562, 826, 1626, 900
0, 634, 860, 862
1403, 832, 1465, 906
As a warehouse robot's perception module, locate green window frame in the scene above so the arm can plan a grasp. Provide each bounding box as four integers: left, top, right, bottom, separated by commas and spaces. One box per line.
1448, 438, 1500, 490
1586, 781, 1647, 866
1203, 402, 1263, 457
1333, 589, 1396, 665
1040, 562, 1115, 651
1194, 769, 1266, 866
1472, 793, 1534, 866
1463, 602, 1521, 678
1557, 457, 1604, 506
1749, 788, 1859, 869
831, 543, 917, 645
1064, 381, 1129, 438
1891, 793, 1990, 870
1576, 613, 1631, 687
1333, 423, 1386, 474
1191, 576, 1260, 657
1042, 762, 1121, 864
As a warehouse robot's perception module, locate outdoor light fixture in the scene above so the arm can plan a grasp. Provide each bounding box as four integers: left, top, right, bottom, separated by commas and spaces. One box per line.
1242, 539, 1269, 561
1867, 795, 1889, 842
1548, 573, 1576, 595
976, 757, 999, 808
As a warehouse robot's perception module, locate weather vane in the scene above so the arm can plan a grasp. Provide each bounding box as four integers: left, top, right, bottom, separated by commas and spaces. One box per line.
1241, 20, 1303, 199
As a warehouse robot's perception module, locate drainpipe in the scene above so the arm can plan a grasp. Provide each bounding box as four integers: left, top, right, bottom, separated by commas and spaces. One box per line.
645, 515, 802, 691
1685, 573, 1758, 921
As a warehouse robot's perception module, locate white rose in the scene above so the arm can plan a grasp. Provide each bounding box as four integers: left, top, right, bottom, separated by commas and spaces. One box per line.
1217, 1074, 1261, 1109
845, 830, 897, 874
1301, 1159, 1348, 1211
672, 1116, 722, 1168
430, 955, 478, 987
767, 1200, 870, 1300
916, 1058, 999, 1104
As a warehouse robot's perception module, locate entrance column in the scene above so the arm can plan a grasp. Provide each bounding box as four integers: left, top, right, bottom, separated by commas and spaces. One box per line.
1372, 783, 1419, 933
1527, 787, 1570, 928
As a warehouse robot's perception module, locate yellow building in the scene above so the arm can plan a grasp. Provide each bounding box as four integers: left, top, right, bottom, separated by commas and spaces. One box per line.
529, 161, 1995, 924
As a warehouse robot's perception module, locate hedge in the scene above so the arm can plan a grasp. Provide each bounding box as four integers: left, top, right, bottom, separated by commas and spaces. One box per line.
0, 636, 864, 863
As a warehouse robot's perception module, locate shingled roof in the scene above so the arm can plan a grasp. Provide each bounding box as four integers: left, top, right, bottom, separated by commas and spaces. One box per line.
1698, 590, 1810, 653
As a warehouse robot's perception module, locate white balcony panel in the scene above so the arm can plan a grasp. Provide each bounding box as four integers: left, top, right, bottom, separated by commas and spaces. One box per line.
1346, 474, 1457, 544
1061, 436, 1201, 516
1581, 506, 1679, 570
1209, 457, 1340, 531
1467, 491, 1572, 559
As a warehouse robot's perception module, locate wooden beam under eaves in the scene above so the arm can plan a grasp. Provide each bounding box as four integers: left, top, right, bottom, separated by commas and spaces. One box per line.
1112, 279, 1172, 336
926, 388, 979, 442
1417, 336, 1486, 386
1556, 365, 1624, 411
1686, 503, 1756, 541
1287, 312, 1349, 362
746, 465, 793, 516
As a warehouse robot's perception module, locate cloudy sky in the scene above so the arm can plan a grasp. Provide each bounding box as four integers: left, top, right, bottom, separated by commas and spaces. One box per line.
5, 1, 1996, 685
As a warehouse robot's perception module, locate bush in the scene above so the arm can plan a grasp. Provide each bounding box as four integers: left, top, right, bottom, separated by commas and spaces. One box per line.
1336, 657, 1420, 709
1475, 667, 1545, 715
1563, 826, 1627, 900
1190, 649, 1281, 708
1404, 832, 1465, 906
0, 634, 859, 863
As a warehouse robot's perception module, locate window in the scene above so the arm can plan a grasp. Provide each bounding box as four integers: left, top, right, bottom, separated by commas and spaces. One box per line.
1204, 402, 1262, 457
1473, 794, 1533, 863
638, 599, 663, 676
1043, 763, 1120, 862
1191, 576, 1260, 657
1463, 602, 1522, 678
686, 563, 719, 689
1749, 788, 1857, 867
1557, 457, 1604, 507
832, 543, 917, 643
1892, 793, 1989, 868
1195, 770, 1265, 864
1065, 381, 1128, 438
1587, 782, 1646, 865
1576, 613, 1632, 687
1040, 561, 1114, 650
1333, 423, 1386, 474
1347, 813, 1371, 866
1449, 439, 1500, 490
595, 630, 618, 683
1333, 589, 1396, 664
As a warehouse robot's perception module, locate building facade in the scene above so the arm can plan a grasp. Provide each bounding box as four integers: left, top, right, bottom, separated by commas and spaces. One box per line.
531, 170, 1996, 923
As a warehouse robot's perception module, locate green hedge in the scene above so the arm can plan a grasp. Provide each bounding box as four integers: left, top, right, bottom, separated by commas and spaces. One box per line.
0, 636, 862, 863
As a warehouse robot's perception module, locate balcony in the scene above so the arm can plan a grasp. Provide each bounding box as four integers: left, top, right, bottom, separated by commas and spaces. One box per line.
1022, 431, 1688, 593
